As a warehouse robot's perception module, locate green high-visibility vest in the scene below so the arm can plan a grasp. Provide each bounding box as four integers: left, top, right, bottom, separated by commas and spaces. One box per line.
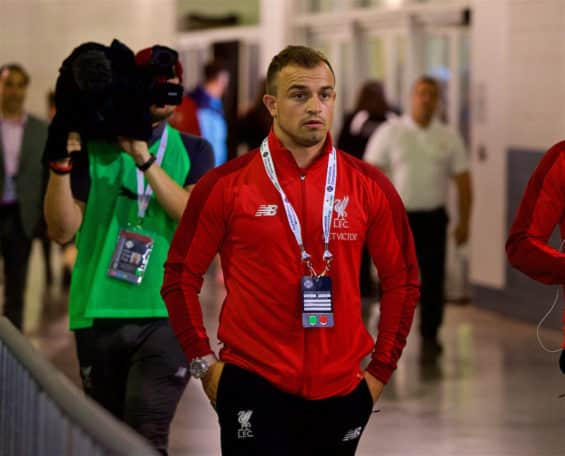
69, 125, 190, 329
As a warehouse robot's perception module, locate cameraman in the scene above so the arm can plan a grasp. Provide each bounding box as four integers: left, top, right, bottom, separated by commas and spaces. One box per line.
43, 45, 214, 455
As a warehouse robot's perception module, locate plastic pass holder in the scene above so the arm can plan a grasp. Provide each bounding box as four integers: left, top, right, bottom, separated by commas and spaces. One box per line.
107, 229, 154, 284
301, 276, 334, 328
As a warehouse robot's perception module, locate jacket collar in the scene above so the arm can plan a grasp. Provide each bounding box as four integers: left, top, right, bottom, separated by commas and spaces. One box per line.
266, 128, 334, 176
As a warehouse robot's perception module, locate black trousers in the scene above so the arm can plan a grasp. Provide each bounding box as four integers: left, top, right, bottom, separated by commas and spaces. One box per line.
216, 364, 374, 456
0, 204, 33, 330
407, 207, 448, 341
74, 318, 189, 455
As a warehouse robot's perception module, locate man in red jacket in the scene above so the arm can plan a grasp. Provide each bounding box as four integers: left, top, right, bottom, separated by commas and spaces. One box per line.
506, 141, 565, 373
162, 45, 420, 455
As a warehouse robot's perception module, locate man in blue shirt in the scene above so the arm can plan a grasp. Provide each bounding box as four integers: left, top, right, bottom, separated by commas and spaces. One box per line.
188, 60, 229, 167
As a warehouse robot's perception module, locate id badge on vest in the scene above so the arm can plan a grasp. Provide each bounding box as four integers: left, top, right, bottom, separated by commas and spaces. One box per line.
302, 276, 334, 328
107, 126, 167, 285
108, 228, 154, 284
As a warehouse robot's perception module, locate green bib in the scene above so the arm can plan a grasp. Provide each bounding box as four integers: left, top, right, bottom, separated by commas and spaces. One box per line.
69, 125, 190, 329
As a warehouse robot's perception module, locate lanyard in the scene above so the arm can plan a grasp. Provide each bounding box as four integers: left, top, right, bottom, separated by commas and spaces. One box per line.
260, 138, 337, 277
136, 126, 168, 220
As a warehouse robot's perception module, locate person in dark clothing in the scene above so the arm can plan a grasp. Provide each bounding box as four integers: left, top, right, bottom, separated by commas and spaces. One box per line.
0, 63, 48, 330
235, 78, 272, 154
337, 80, 393, 297
337, 80, 392, 160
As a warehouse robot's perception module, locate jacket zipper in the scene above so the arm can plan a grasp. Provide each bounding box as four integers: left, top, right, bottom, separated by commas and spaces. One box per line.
299, 172, 309, 397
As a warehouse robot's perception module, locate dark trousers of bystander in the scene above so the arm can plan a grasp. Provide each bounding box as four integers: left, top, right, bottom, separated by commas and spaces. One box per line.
407, 207, 448, 347
216, 363, 375, 456
0, 204, 33, 330
74, 318, 190, 456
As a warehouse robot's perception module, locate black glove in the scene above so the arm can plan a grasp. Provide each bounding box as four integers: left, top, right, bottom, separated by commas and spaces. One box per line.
42, 115, 71, 164
42, 113, 87, 164
559, 350, 565, 374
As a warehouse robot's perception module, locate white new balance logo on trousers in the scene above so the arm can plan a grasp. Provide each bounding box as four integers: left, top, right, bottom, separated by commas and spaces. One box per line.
342, 426, 362, 442
255, 204, 278, 216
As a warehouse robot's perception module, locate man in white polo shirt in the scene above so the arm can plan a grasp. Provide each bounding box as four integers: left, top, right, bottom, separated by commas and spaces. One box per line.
364, 76, 471, 363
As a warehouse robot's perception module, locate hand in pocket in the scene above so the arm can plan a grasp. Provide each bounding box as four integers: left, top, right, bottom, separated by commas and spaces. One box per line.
363, 371, 384, 404
202, 361, 225, 408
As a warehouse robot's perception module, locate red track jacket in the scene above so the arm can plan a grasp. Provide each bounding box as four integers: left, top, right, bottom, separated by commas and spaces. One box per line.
507, 141, 565, 346
162, 130, 420, 399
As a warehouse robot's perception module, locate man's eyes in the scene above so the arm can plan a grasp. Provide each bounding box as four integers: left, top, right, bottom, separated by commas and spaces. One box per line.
290, 92, 332, 100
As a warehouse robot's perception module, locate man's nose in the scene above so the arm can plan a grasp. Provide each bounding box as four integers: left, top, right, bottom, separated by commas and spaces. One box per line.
306, 96, 322, 114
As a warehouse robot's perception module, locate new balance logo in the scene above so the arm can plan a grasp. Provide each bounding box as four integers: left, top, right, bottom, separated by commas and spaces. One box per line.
174, 366, 188, 379
342, 426, 362, 442
255, 204, 278, 216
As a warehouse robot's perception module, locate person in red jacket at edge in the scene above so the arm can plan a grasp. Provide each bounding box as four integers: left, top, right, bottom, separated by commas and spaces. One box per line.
168, 93, 201, 136
162, 45, 420, 456
507, 141, 565, 374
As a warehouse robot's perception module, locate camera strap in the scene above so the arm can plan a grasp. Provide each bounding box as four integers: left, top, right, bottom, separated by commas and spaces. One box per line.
136, 126, 168, 220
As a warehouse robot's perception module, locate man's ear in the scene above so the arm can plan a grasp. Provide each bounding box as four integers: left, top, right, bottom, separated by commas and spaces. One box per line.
263, 94, 277, 118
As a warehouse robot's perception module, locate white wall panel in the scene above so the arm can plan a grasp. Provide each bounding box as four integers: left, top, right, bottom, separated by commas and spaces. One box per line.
506, 0, 565, 149
469, 0, 509, 288
0, 0, 176, 118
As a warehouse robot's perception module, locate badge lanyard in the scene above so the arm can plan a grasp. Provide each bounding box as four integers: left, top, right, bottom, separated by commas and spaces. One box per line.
108, 127, 167, 284
135, 126, 168, 224
259, 138, 337, 277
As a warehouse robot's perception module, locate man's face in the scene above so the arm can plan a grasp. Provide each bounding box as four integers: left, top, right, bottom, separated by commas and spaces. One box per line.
2, 70, 28, 114
264, 63, 336, 149
150, 76, 180, 123
411, 81, 439, 122
217, 71, 230, 96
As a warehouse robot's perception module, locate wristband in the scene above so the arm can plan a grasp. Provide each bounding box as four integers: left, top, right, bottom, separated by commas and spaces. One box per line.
136, 154, 156, 172
49, 160, 73, 175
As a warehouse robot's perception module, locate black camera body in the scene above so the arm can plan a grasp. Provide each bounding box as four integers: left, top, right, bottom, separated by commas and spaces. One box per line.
44, 39, 183, 163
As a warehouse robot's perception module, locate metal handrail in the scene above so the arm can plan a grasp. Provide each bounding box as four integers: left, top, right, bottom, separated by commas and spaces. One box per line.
0, 317, 158, 456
